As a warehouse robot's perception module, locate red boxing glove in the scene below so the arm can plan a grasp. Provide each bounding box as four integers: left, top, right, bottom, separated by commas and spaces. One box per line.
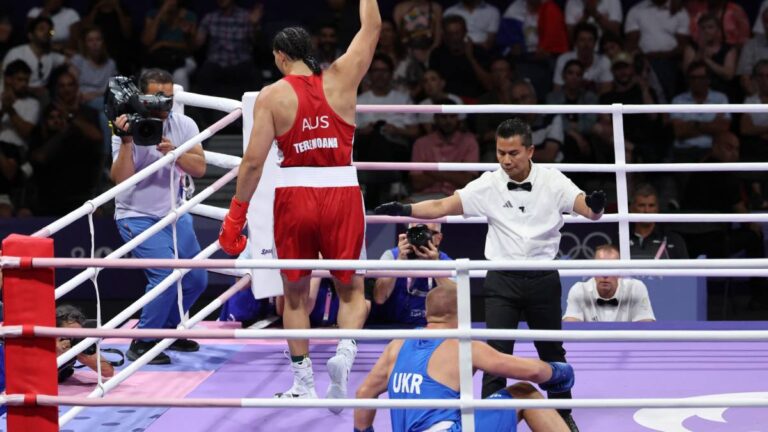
219, 197, 249, 256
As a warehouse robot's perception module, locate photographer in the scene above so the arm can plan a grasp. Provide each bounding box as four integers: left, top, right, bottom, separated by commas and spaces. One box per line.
371, 223, 456, 327
110, 69, 207, 365
56, 304, 115, 382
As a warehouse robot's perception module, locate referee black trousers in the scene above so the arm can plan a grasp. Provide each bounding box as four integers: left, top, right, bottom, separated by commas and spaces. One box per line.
481, 270, 573, 415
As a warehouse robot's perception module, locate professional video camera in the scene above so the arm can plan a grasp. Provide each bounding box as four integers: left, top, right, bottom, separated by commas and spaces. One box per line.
104, 76, 173, 146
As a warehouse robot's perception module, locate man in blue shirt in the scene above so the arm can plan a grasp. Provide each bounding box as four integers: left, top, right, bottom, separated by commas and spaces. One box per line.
111, 69, 208, 365
371, 223, 456, 327
354, 286, 571, 431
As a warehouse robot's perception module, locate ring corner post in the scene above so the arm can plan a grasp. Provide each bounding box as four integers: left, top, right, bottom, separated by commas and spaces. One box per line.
456, 258, 475, 432
2, 234, 59, 432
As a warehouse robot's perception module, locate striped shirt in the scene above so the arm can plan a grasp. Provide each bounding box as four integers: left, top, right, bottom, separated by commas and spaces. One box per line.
199, 7, 254, 67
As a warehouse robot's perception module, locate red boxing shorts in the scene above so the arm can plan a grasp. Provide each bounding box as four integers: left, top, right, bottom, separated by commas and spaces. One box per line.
273, 166, 365, 283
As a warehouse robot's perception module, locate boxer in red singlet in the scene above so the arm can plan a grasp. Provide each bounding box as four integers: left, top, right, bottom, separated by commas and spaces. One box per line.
218, 0, 381, 411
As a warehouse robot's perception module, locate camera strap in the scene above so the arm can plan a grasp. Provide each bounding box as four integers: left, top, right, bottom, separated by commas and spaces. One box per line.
73, 348, 126, 368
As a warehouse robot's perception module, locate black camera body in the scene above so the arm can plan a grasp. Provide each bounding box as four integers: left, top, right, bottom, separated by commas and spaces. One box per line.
406, 224, 433, 259
66, 338, 97, 355
104, 76, 173, 146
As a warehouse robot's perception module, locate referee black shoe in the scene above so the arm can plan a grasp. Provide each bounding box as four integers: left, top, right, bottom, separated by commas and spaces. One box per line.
127, 340, 171, 365
168, 338, 200, 352
561, 413, 580, 432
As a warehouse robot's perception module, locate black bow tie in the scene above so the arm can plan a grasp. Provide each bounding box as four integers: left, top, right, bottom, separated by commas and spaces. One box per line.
596, 298, 619, 307
507, 182, 532, 192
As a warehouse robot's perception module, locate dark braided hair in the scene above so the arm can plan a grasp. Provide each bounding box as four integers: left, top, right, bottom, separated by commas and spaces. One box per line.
273, 26, 321, 75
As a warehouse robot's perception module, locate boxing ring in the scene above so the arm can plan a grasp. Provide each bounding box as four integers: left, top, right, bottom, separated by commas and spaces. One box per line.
1, 87, 768, 432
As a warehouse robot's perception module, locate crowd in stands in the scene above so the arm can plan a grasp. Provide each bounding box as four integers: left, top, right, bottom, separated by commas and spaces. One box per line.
1, 0, 767, 305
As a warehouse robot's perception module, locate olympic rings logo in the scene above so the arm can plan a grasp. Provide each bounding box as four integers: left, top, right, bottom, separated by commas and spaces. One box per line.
559, 231, 613, 259
71, 246, 114, 258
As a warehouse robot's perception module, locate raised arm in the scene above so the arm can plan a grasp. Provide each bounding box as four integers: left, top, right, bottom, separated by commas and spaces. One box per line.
328, 0, 382, 87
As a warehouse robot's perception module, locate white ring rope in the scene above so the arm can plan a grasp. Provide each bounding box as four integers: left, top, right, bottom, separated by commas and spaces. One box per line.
28, 395, 768, 410
360, 102, 768, 115
350, 160, 768, 173
14, 257, 768, 271
191, 201, 768, 225
207, 267, 768, 279
10, 326, 768, 343
361, 214, 768, 224
174, 88, 244, 113
201, 147, 768, 173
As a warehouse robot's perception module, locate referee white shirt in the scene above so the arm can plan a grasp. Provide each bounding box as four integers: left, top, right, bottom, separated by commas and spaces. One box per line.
563, 278, 656, 322
456, 162, 584, 261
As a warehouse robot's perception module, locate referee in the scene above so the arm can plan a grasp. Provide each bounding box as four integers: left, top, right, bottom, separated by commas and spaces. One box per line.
375, 118, 605, 431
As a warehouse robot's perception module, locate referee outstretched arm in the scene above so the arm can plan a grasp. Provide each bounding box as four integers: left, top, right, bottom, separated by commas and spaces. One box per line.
374, 191, 604, 221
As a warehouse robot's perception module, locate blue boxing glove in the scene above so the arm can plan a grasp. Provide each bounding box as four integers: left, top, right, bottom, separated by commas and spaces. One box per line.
374, 202, 412, 216
539, 362, 574, 394
354, 427, 374, 432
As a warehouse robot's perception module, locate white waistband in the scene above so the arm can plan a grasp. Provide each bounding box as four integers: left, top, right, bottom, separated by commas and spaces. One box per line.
424, 421, 455, 432
277, 166, 358, 188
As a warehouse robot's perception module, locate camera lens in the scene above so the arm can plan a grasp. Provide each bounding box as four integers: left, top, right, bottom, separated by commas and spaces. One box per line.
136, 120, 155, 138
132, 118, 164, 146
406, 225, 433, 249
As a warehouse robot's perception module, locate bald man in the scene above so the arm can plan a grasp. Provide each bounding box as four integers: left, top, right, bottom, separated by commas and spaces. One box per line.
354, 286, 572, 432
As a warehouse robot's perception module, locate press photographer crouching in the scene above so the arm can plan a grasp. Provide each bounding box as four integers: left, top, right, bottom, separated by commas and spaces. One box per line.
369, 223, 457, 327
56, 304, 118, 382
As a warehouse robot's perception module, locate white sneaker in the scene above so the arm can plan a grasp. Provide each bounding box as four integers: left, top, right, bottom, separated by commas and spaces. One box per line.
275, 357, 317, 399
326, 340, 357, 414
274, 381, 318, 399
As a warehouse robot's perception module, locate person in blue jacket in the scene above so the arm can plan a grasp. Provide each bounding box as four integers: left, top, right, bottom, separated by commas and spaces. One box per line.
371, 223, 456, 327
354, 285, 571, 432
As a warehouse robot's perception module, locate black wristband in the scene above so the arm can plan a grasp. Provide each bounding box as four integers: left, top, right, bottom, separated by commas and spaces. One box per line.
402, 204, 412, 217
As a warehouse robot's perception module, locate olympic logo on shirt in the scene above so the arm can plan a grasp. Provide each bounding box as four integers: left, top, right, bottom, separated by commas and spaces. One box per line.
559, 231, 613, 259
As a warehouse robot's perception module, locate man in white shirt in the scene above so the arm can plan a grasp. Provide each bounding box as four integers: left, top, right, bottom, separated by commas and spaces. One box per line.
1, 17, 66, 98
375, 117, 606, 431
553, 23, 612, 94
26, 0, 81, 52
443, 0, 500, 51
738, 8, 768, 96
625, 0, 689, 103
563, 244, 656, 322
670, 61, 731, 162
564, 0, 622, 40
